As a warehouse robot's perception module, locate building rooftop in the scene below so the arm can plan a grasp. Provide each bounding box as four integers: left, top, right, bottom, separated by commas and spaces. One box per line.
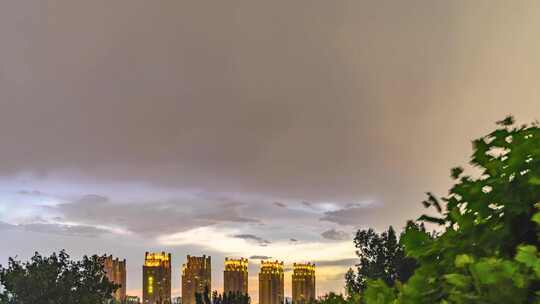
144, 252, 170, 267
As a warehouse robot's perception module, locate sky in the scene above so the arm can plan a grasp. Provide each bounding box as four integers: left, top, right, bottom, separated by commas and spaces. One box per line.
1, 0, 540, 301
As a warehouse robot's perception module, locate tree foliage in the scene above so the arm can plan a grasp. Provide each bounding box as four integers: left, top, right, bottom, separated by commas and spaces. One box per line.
315, 292, 359, 304
363, 117, 540, 303
0, 250, 118, 304
345, 226, 417, 294
195, 286, 250, 304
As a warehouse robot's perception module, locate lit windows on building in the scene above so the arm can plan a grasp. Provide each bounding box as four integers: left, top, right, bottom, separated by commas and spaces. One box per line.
148, 276, 153, 294
224, 257, 248, 295
259, 261, 284, 304
143, 252, 171, 304
292, 263, 316, 304
181, 255, 211, 304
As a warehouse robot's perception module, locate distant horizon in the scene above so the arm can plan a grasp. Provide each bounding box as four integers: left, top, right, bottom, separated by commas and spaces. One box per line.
7, 250, 351, 300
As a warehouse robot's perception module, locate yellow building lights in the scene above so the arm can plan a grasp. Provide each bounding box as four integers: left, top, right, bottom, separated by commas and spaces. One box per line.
148, 276, 153, 294
144, 252, 170, 267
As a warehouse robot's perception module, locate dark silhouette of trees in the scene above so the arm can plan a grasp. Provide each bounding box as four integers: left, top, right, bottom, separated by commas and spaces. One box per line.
345, 226, 418, 294
196, 286, 250, 304
0, 250, 118, 304
313, 292, 356, 304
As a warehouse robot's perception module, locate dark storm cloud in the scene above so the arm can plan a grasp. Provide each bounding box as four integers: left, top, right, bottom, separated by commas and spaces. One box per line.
0, 221, 108, 237
77, 194, 108, 204
321, 229, 350, 241
320, 206, 386, 227
17, 190, 46, 196
0, 1, 538, 230
0, 222, 17, 231
0, 1, 535, 231
52, 194, 259, 236
273, 202, 287, 208
232, 234, 271, 246
20, 223, 111, 237
197, 203, 260, 224
0, 0, 486, 207
249, 255, 272, 260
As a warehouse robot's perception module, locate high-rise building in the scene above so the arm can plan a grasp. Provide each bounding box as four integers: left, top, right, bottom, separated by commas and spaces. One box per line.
126, 295, 141, 304
102, 255, 127, 302
182, 255, 211, 304
259, 261, 284, 304
292, 263, 315, 304
173, 297, 182, 304
143, 252, 172, 304
224, 257, 248, 295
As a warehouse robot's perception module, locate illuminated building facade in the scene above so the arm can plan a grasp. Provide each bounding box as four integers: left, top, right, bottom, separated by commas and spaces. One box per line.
143, 252, 172, 304
224, 257, 248, 295
182, 255, 212, 304
102, 255, 127, 302
259, 261, 284, 304
126, 295, 141, 304
292, 263, 315, 304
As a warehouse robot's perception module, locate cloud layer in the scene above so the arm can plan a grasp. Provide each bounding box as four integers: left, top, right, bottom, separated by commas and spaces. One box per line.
1, 0, 540, 300
321, 229, 350, 241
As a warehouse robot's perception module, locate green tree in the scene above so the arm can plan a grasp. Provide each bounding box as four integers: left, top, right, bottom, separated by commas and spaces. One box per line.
363, 116, 540, 303
0, 250, 118, 304
196, 288, 250, 304
346, 226, 417, 294
315, 292, 349, 304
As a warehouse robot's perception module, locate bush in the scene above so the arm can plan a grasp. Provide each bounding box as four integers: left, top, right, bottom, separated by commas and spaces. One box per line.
364, 117, 540, 303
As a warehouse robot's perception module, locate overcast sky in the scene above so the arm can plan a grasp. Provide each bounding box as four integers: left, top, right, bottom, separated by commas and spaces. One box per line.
1, 0, 539, 301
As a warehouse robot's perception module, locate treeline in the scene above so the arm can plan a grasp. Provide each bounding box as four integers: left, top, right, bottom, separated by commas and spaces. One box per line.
0, 250, 119, 304
195, 287, 250, 304
318, 117, 540, 304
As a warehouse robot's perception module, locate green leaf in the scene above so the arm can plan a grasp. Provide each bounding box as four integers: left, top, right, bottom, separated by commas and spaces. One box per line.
401, 227, 432, 258
444, 273, 471, 288
532, 212, 540, 226
515, 245, 538, 266
363, 280, 396, 304
515, 245, 540, 276
497, 116, 515, 126
418, 215, 445, 225
470, 258, 504, 285
427, 192, 442, 213
529, 176, 540, 185
455, 254, 475, 268
451, 167, 464, 180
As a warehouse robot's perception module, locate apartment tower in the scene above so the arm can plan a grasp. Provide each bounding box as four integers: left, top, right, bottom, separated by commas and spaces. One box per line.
292, 263, 316, 304
143, 252, 172, 304
259, 261, 284, 304
224, 257, 248, 295
182, 255, 212, 304
102, 255, 127, 302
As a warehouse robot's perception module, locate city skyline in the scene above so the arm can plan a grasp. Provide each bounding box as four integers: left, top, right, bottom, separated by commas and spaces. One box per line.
107, 253, 315, 302
1, 0, 539, 302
